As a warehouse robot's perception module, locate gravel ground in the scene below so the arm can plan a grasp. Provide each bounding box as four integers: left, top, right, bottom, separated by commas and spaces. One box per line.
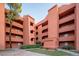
0, 48, 47, 56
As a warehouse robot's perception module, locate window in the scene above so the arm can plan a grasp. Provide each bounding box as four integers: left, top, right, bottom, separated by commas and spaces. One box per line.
42, 29, 48, 33
16, 35, 23, 39
36, 37, 38, 40
64, 42, 69, 46
36, 27, 38, 29
64, 34, 69, 37
31, 38, 34, 41
42, 43, 44, 46
30, 30, 33, 33
30, 22, 33, 26
16, 36, 21, 38
42, 35, 48, 39
36, 32, 38, 35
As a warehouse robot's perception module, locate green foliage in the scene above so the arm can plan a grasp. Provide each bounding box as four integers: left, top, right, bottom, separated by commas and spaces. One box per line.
20, 44, 41, 49
61, 45, 75, 50
6, 3, 22, 21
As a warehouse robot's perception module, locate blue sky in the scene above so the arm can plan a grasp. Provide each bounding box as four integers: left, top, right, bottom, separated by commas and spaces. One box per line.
20, 3, 55, 23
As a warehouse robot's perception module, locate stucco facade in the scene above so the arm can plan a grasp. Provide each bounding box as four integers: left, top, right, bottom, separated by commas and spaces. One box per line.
0, 3, 5, 50
23, 15, 35, 45
35, 3, 79, 51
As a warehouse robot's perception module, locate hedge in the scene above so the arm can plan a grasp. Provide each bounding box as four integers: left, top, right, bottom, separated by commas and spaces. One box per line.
20, 44, 41, 49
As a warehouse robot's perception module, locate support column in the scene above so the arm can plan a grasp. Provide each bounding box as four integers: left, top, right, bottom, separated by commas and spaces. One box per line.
75, 4, 79, 51
44, 5, 59, 49
23, 16, 30, 45
0, 3, 5, 50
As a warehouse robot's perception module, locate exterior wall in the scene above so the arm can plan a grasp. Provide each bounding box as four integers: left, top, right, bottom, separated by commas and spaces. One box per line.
36, 5, 59, 49
75, 4, 79, 51
23, 16, 29, 45
35, 24, 42, 44
23, 15, 35, 45
43, 5, 59, 49
0, 3, 5, 50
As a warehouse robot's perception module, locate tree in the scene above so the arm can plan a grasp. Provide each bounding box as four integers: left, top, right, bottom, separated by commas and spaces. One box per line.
6, 3, 22, 48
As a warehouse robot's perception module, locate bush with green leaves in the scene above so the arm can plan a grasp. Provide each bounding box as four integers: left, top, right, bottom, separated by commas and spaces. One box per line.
61, 45, 75, 50
20, 44, 41, 49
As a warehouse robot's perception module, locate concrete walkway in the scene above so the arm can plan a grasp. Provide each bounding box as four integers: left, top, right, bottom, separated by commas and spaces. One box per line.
57, 49, 79, 56
0, 48, 47, 56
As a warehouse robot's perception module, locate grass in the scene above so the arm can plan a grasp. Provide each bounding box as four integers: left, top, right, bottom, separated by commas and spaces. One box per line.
26, 48, 72, 56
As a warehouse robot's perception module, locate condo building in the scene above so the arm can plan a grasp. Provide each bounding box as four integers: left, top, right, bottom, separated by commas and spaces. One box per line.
58, 4, 79, 50
35, 3, 79, 51
23, 15, 35, 45
0, 3, 79, 51
0, 3, 35, 50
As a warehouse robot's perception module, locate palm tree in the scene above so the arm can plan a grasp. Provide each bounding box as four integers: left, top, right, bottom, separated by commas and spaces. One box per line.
6, 3, 22, 48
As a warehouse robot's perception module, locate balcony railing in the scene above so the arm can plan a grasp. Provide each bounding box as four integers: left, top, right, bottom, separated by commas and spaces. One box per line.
6, 28, 23, 35
6, 21, 23, 29
42, 25, 48, 30
59, 4, 75, 14
59, 14, 75, 24
59, 35, 75, 41
42, 32, 48, 37
6, 36, 23, 42
59, 24, 75, 33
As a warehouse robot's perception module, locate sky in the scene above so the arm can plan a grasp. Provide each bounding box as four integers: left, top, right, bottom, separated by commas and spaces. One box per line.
5, 3, 70, 23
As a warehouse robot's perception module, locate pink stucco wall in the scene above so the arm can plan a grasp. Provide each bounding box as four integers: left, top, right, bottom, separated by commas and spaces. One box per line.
0, 3, 5, 50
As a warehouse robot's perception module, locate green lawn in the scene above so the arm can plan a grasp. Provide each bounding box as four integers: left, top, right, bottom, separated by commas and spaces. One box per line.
26, 48, 72, 56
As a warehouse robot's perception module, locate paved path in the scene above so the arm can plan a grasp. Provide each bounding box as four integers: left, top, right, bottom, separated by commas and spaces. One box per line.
57, 49, 79, 56
0, 48, 47, 56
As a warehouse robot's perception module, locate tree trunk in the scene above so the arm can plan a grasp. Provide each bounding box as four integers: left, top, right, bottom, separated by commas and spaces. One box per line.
9, 20, 12, 48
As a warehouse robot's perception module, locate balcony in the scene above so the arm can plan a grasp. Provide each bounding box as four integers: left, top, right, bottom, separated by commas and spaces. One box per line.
6, 21, 23, 29
59, 4, 75, 14
59, 24, 75, 33
12, 22, 23, 28
42, 25, 48, 30
6, 28, 23, 35
42, 32, 48, 37
59, 35, 75, 41
6, 36, 23, 42
42, 21, 48, 27
59, 14, 75, 24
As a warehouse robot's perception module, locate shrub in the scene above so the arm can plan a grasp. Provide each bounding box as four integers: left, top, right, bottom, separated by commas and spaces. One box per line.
20, 44, 41, 49
61, 45, 75, 50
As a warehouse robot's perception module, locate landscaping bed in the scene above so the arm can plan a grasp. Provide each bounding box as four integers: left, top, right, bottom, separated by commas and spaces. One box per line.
20, 44, 41, 49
